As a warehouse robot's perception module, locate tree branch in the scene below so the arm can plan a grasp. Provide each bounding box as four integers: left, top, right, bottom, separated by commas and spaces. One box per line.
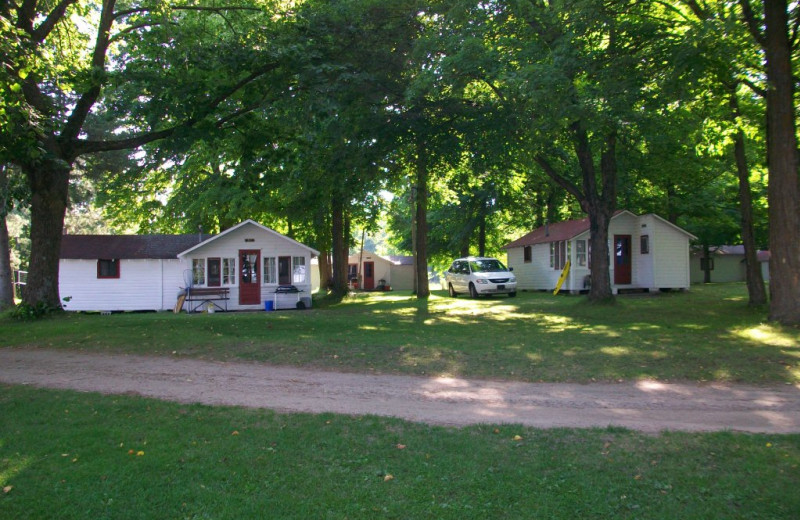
15, 0, 37, 32
741, 76, 767, 97
71, 61, 280, 158
61, 0, 116, 142
30, 0, 77, 42
114, 4, 261, 20
534, 154, 586, 208
739, 0, 766, 47
71, 127, 176, 156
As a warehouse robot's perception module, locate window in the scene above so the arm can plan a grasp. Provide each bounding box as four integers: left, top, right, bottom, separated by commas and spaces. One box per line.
222, 258, 236, 285
292, 256, 306, 284
192, 259, 205, 285
640, 235, 650, 254
263, 257, 276, 284
523, 246, 532, 263
549, 241, 567, 270
97, 259, 120, 279
576, 240, 587, 266
348, 263, 358, 281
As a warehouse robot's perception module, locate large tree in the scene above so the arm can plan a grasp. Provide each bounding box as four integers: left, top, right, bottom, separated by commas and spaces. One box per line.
740, 0, 800, 324
439, 0, 681, 301
1, 0, 288, 308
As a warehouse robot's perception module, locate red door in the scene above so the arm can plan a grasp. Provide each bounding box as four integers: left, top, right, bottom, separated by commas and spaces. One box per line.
363, 261, 375, 290
239, 250, 261, 305
614, 235, 632, 284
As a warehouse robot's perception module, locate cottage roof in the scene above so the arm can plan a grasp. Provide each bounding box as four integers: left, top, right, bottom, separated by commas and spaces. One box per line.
503, 215, 594, 249
387, 255, 414, 266
178, 219, 320, 257
60, 234, 211, 260
503, 210, 696, 249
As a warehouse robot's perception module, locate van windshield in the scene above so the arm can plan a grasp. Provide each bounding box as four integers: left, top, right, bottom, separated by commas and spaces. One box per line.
469, 259, 507, 273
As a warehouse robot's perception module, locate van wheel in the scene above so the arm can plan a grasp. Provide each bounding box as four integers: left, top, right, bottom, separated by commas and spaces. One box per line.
448, 284, 458, 297
469, 283, 479, 298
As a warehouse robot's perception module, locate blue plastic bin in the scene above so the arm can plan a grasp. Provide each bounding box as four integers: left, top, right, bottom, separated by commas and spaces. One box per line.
264, 300, 274, 311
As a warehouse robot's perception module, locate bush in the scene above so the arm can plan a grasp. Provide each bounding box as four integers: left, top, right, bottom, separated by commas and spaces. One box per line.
9, 301, 59, 321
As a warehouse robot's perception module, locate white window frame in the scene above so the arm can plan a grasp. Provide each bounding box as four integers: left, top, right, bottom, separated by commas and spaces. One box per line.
192, 258, 206, 286
292, 256, 306, 284
263, 257, 276, 284
222, 257, 236, 285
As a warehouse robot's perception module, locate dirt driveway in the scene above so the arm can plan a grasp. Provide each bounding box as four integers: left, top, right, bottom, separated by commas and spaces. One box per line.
2, 348, 799, 434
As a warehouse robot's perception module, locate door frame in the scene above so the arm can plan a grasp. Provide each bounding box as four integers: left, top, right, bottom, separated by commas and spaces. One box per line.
207, 257, 221, 287
238, 249, 261, 305
278, 256, 292, 285
613, 235, 632, 285
363, 261, 375, 290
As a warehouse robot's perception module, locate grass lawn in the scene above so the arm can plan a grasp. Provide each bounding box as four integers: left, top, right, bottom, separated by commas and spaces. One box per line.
1, 385, 798, 519
2, 284, 800, 518
1, 283, 798, 384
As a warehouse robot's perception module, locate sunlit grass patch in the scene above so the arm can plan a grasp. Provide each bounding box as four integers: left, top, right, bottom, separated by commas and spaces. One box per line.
732, 324, 800, 348
1, 284, 798, 384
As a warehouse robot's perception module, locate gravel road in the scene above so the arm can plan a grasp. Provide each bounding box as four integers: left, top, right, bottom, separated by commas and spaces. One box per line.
2, 348, 799, 434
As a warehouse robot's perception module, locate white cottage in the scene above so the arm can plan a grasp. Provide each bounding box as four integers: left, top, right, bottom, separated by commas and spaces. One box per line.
504, 211, 696, 294
346, 253, 415, 290
59, 220, 319, 311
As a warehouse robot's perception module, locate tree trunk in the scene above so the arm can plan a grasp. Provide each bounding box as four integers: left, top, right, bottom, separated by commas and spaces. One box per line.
586, 207, 614, 301
0, 165, 15, 309
330, 196, 348, 297
703, 243, 712, 284
317, 249, 332, 292
764, 0, 800, 324
478, 212, 486, 257
414, 140, 430, 298
580, 128, 617, 303
23, 160, 71, 308
0, 212, 14, 310
730, 94, 767, 305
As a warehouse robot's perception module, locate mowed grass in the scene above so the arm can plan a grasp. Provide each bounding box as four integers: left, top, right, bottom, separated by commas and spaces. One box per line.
1, 385, 799, 520
1, 283, 798, 384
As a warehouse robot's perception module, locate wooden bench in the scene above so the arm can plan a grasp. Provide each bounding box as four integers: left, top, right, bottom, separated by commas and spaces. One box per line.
182, 287, 230, 313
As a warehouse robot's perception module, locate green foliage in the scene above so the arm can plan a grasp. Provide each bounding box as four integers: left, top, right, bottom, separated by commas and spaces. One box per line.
7, 300, 59, 321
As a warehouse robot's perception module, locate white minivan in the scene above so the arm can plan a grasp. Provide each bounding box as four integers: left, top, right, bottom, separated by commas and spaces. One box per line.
444, 257, 517, 298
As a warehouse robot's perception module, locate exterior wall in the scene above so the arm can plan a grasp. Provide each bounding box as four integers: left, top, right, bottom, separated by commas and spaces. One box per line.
507, 243, 559, 291
59, 258, 187, 311
651, 220, 691, 289
184, 223, 314, 311
389, 265, 414, 291
634, 215, 656, 288
690, 254, 746, 283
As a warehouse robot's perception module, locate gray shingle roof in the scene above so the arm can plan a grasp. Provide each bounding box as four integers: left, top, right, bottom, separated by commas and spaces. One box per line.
60, 234, 213, 259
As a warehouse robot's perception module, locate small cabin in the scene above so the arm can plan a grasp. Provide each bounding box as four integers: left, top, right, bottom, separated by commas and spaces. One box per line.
346, 253, 414, 290
504, 211, 696, 294
59, 220, 319, 311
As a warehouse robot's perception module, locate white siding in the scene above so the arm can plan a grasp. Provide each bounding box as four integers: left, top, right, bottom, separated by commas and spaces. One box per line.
507, 244, 559, 290
183, 223, 314, 311
652, 220, 691, 289
59, 258, 188, 311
